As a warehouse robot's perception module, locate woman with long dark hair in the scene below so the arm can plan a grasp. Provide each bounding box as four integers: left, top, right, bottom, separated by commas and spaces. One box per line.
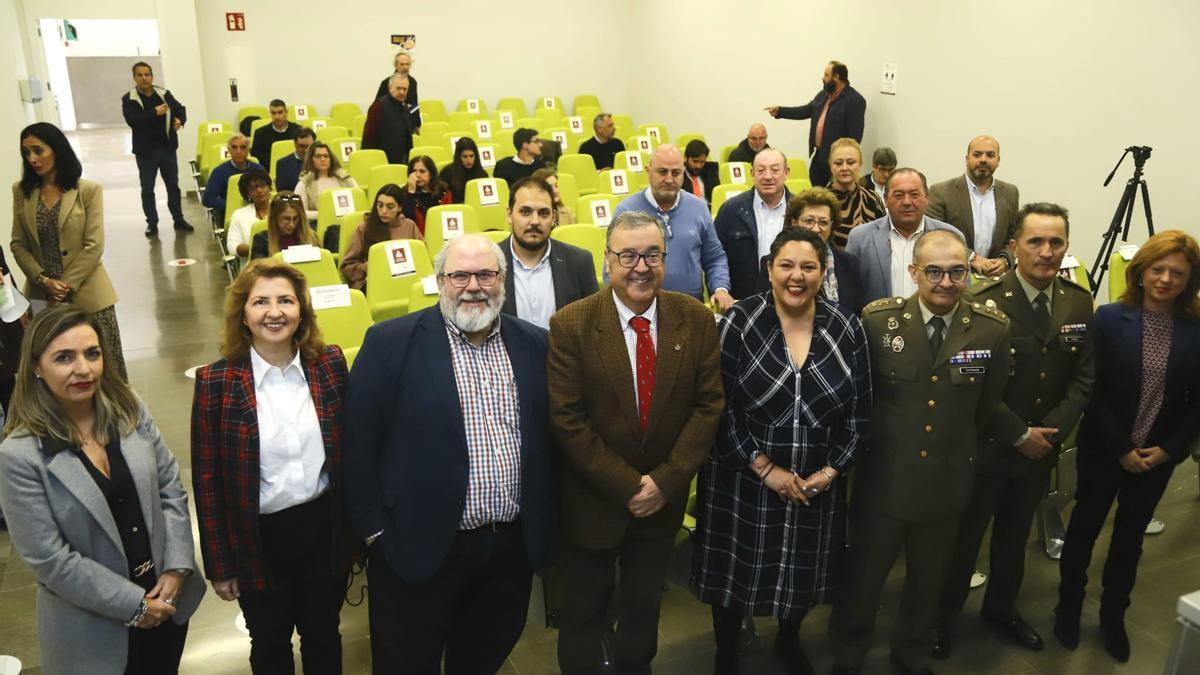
397, 155, 451, 234
339, 183, 421, 290
441, 137, 487, 204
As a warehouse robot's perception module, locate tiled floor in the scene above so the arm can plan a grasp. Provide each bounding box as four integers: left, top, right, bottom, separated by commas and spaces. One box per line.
0, 127, 1194, 674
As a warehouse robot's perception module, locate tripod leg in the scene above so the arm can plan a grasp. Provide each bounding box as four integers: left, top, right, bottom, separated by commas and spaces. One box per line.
1090, 178, 1137, 297
1140, 180, 1154, 236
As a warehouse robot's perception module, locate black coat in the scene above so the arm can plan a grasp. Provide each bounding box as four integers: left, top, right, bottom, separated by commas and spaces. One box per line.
362, 96, 415, 165
713, 188, 793, 300
375, 74, 421, 129
121, 87, 186, 155
777, 85, 866, 154
684, 161, 720, 204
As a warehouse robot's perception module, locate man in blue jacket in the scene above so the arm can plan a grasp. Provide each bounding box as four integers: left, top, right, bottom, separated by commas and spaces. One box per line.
121, 61, 192, 237
202, 133, 263, 228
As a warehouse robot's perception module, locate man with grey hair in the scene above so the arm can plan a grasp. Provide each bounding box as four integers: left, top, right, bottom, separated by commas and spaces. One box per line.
727, 123, 770, 164
202, 132, 263, 227
362, 73, 416, 164
374, 50, 421, 132
578, 112, 625, 171
860, 147, 897, 200
550, 211, 724, 674
343, 233, 557, 673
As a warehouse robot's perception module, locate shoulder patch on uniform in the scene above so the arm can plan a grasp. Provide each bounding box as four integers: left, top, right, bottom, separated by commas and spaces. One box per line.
1058, 274, 1090, 293
973, 276, 1004, 294
970, 302, 1008, 323
865, 297, 904, 313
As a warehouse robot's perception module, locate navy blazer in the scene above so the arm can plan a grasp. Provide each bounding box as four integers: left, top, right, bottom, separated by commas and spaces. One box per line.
274, 154, 302, 192
844, 215, 964, 305
1078, 302, 1200, 462
342, 307, 556, 583
713, 188, 793, 301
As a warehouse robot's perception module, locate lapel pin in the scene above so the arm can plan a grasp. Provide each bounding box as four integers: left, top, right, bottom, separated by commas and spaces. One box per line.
887, 317, 899, 330
985, 299, 997, 308
962, 316, 970, 324
674, 344, 681, 351
1004, 291, 1014, 298
902, 312, 912, 320
891, 335, 905, 353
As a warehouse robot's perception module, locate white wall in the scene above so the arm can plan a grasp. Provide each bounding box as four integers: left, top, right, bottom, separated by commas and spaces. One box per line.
63, 18, 159, 56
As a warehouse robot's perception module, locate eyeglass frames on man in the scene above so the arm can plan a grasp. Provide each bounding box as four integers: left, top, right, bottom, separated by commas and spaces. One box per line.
912, 264, 969, 283
439, 270, 501, 287
607, 249, 666, 268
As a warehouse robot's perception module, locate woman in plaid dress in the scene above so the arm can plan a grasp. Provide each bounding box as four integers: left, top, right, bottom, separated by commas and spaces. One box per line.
694, 228, 871, 675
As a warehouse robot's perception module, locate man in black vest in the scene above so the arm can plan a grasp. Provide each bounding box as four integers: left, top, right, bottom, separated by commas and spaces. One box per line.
362, 74, 416, 165
121, 61, 192, 237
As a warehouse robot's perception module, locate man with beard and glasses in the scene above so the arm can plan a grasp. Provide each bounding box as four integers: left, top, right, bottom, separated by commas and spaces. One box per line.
766, 60, 866, 188
343, 234, 557, 673
928, 136, 1022, 278
500, 177, 599, 330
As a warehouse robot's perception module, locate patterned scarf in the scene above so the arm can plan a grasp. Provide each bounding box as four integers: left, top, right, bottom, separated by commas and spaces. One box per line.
822, 246, 839, 302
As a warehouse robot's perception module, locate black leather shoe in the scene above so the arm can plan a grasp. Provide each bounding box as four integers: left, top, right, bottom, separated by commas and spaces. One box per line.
714, 647, 739, 675
982, 613, 1044, 651
173, 219, 194, 232
831, 666, 863, 675
1053, 604, 1081, 650
930, 625, 951, 659
1101, 617, 1130, 662
774, 634, 815, 675
888, 653, 934, 675
144, 223, 158, 238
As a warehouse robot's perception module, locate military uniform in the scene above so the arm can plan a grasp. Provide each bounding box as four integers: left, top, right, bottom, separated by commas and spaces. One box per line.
937, 271, 1094, 626
830, 293, 1010, 671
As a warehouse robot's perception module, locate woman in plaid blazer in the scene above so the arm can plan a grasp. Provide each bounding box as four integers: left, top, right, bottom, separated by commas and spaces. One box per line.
191, 259, 353, 674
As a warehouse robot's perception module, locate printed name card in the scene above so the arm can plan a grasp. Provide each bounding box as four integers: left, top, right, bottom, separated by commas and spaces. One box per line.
420, 274, 439, 295
498, 111, 514, 129
340, 141, 357, 161
1060, 254, 1080, 269
634, 136, 653, 153
466, 98, 480, 114
590, 200, 612, 226
543, 96, 557, 109
441, 210, 465, 241
626, 152, 643, 173
220, 146, 231, 159
729, 163, 747, 184
1118, 243, 1139, 261
645, 127, 662, 142
568, 116, 584, 134
475, 120, 493, 139
385, 241, 416, 277
311, 119, 327, 131
449, 135, 463, 152
478, 145, 496, 168
477, 179, 500, 205
206, 123, 223, 134
331, 188, 355, 216
308, 284, 352, 310
609, 169, 629, 195
552, 131, 569, 151
282, 244, 322, 263
294, 105, 309, 121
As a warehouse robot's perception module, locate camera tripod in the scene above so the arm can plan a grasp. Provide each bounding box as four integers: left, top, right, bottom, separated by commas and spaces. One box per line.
1089, 146, 1155, 298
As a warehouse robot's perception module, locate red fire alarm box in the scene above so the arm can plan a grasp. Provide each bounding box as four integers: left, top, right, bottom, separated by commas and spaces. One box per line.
225, 13, 246, 31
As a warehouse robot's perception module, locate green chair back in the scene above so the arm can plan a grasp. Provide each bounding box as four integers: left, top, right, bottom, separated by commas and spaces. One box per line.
236, 105, 269, 126
273, 248, 342, 287
576, 194, 618, 226
412, 144, 451, 165
329, 102, 363, 130
420, 99, 448, 124
316, 126, 350, 144
248, 220, 269, 259
551, 224, 605, 284
408, 278, 440, 314
555, 173, 580, 211
673, 133, 705, 152
711, 184, 749, 218
345, 149, 387, 186
496, 97, 529, 118
314, 287, 373, 353
269, 140, 296, 177
536, 96, 565, 112
787, 157, 808, 179
572, 95, 601, 114
456, 98, 488, 116
424, 204, 482, 258
637, 123, 669, 144
447, 111, 477, 133
719, 161, 752, 186
365, 239, 434, 321
368, 164, 409, 202
611, 114, 635, 139
464, 177, 511, 232
785, 178, 813, 194
225, 173, 247, 226
316, 187, 369, 248
720, 144, 736, 162
558, 154, 598, 195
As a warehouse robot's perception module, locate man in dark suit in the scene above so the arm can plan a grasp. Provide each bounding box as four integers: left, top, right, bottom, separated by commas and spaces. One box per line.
362, 75, 416, 165
122, 61, 191, 237
274, 127, 313, 192
501, 176, 599, 329
714, 148, 792, 300
549, 211, 724, 674
859, 146, 896, 202
927, 135, 1021, 277
726, 123, 770, 164
830, 230, 1011, 675
250, 99, 301, 177
934, 202, 1095, 658
374, 51, 421, 132
767, 60, 867, 188
343, 234, 557, 674
683, 139, 720, 204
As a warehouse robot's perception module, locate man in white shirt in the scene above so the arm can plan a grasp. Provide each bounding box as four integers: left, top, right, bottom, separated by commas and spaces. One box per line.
714, 148, 793, 299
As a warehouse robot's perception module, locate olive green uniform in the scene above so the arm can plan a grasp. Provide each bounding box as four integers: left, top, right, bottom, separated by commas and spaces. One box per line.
937, 271, 1095, 625
830, 294, 1010, 670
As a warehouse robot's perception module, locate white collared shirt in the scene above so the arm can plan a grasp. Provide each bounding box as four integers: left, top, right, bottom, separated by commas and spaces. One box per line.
752, 190, 787, 259
966, 175, 998, 257
511, 240, 556, 330
918, 299, 958, 342
888, 217, 927, 298
613, 291, 658, 402
250, 347, 328, 515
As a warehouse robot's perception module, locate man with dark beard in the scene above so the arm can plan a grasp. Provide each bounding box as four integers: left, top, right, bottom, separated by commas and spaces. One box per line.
500, 176, 599, 330
766, 60, 866, 188
343, 233, 557, 673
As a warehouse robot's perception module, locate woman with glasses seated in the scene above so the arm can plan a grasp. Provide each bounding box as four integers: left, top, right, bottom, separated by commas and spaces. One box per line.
773, 187, 864, 315
296, 141, 358, 225
827, 138, 885, 249
340, 183, 421, 291
250, 192, 320, 260
227, 168, 273, 261
398, 155, 451, 235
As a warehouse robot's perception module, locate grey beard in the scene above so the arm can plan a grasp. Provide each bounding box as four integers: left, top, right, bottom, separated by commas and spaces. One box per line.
440, 288, 505, 333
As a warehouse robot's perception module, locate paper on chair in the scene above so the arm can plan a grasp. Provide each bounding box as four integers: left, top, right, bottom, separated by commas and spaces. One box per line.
608, 170, 629, 195
1059, 254, 1081, 269
312, 119, 327, 130
421, 275, 438, 295
295, 105, 309, 121
0, 274, 30, 323
634, 136, 652, 153
478, 145, 496, 168
591, 200, 612, 227
385, 241, 416, 277
340, 141, 357, 161
477, 179, 500, 206
466, 99, 480, 114
568, 116, 584, 134
543, 97, 556, 109
498, 112, 514, 129
475, 120, 492, 139
206, 123, 223, 134
282, 245, 322, 263
626, 153, 643, 173
309, 284, 352, 310
1118, 243, 1139, 261
331, 188, 355, 217
552, 131, 568, 152
729, 164, 747, 184
441, 211, 465, 240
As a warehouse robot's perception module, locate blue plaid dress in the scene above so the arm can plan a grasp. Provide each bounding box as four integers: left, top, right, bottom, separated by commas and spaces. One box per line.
693, 293, 871, 618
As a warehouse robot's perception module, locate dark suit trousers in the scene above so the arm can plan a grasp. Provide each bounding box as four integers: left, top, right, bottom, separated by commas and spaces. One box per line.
1058, 449, 1176, 617
366, 521, 532, 675
808, 148, 831, 188
237, 493, 347, 675
938, 453, 1052, 624
557, 535, 675, 675
125, 614, 188, 674
134, 147, 183, 225
830, 506, 961, 670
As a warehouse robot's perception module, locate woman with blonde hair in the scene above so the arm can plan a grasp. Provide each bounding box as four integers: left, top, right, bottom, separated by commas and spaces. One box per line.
826, 137, 885, 248
296, 141, 358, 223
249, 192, 320, 259
192, 259, 354, 673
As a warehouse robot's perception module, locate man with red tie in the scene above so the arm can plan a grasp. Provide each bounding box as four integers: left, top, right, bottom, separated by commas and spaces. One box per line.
683, 139, 721, 205
549, 210, 725, 674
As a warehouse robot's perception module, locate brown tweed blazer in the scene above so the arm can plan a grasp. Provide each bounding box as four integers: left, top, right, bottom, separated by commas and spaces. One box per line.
548, 289, 724, 549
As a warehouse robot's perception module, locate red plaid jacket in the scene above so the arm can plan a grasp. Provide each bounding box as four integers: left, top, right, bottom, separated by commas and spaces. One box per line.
190, 345, 348, 591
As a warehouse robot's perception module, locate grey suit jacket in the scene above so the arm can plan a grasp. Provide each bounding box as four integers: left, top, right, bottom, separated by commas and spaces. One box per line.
926, 175, 1021, 262
0, 403, 205, 675
844, 215, 964, 305
501, 237, 600, 320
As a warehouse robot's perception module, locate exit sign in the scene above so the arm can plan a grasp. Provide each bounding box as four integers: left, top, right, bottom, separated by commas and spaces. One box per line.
225, 13, 245, 31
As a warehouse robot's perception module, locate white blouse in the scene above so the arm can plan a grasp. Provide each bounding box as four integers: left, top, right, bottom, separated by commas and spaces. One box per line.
250, 347, 328, 514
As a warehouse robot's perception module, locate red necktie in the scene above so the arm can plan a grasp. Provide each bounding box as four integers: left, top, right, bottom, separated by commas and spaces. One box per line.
691, 175, 703, 198
630, 317, 655, 431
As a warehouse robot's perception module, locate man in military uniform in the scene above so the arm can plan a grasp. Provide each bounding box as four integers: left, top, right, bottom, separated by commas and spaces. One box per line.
830, 230, 1011, 675
933, 203, 1095, 657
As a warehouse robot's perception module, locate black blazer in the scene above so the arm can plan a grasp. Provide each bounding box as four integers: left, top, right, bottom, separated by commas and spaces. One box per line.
684, 161, 720, 204
777, 85, 867, 153
501, 237, 599, 318
342, 307, 557, 583
756, 246, 862, 316
121, 87, 186, 155
374, 74, 421, 128
1078, 302, 1200, 463
713, 188, 793, 300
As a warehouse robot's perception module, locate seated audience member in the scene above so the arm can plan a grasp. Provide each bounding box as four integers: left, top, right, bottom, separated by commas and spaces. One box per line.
339, 183, 421, 290
531, 167, 575, 226
227, 168, 274, 260
860, 146, 896, 201
275, 127, 315, 192
493, 128, 546, 185
577, 113, 625, 171
539, 138, 563, 168
442, 137, 488, 204
714, 148, 792, 300
398, 155, 452, 235
374, 50, 421, 132
683, 139, 720, 204
250, 192, 319, 260
203, 133, 263, 226
727, 123, 770, 164
296, 141, 358, 223
362, 74, 416, 164
828, 138, 886, 248
781, 187, 863, 315
250, 99, 300, 175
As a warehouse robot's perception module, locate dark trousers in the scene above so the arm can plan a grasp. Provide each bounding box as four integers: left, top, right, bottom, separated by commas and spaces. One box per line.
237, 493, 347, 675
125, 616, 188, 674
807, 148, 831, 188
366, 521, 532, 675
711, 603, 802, 651
1058, 449, 1176, 618
830, 506, 961, 670
939, 456, 1052, 624
134, 147, 183, 225
557, 535, 675, 675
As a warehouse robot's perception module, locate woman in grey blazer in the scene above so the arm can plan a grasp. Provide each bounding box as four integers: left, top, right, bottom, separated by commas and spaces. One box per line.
0, 305, 205, 675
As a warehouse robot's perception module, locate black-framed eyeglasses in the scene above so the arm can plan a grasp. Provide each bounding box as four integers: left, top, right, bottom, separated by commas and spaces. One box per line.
439, 270, 501, 287
913, 265, 968, 283
607, 249, 666, 268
